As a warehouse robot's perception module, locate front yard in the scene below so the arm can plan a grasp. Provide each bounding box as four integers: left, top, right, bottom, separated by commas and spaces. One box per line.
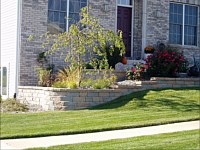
1, 87, 200, 139
28, 130, 200, 150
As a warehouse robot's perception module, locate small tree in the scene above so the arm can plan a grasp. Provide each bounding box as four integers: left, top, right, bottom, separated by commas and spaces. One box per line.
40, 7, 125, 87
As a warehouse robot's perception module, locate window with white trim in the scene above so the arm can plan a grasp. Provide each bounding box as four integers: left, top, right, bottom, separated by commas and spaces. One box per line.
48, 0, 87, 34
117, 0, 132, 6
169, 3, 198, 46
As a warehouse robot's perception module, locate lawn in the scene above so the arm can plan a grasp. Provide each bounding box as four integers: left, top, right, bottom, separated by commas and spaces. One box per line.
28, 130, 200, 150
1, 87, 200, 139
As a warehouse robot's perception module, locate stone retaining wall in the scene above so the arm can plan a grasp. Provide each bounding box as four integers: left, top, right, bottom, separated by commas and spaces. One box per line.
18, 77, 199, 111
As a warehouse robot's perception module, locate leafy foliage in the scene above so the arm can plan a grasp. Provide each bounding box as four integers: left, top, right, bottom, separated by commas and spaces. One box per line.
145, 46, 187, 77
36, 67, 52, 87
39, 7, 125, 87
126, 64, 148, 80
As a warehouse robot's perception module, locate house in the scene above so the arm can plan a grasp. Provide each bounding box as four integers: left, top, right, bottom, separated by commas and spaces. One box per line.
1, 0, 200, 99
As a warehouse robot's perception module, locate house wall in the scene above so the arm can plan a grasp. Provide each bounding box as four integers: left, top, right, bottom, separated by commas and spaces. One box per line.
19, 0, 119, 86
145, 0, 200, 63
0, 0, 18, 98
20, 0, 48, 86
133, 0, 143, 59
19, 0, 200, 87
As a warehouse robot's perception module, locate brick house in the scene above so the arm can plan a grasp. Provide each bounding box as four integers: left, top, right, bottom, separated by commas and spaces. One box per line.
1, 0, 200, 98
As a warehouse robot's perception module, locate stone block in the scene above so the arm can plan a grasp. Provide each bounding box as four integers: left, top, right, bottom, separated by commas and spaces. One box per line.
73, 97, 85, 103
99, 92, 110, 97
88, 92, 99, 97
85, 97, 93, 102
93, 97, 103, 102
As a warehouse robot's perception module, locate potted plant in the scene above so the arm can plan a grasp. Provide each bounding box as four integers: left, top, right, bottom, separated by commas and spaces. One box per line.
122, 56, 127, 65
144, 45, 155, 60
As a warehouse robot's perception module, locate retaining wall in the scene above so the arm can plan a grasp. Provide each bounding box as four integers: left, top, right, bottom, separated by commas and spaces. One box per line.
18, 77, 200, 111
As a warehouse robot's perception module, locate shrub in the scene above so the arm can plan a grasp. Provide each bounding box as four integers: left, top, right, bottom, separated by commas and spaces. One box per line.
106, 46, 123, 68
36, 67, 52, 87
1, 99, 28, 112
52, 81, 77, 89
145, 47, 186, 77
126, 64, 148, 80
92, 78, 112, 89
80, 75, 116, 89
80, 78, 94, 88
52, 81, 68, 88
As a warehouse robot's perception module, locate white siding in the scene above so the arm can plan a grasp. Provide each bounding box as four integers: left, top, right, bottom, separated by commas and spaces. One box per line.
0, 0, 18, 98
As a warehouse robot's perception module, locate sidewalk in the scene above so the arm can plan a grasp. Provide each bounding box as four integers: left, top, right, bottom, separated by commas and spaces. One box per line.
1, 120, 199, 150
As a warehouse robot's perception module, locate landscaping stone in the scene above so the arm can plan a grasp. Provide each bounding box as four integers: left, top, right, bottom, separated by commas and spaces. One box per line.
18, 77, 200, 111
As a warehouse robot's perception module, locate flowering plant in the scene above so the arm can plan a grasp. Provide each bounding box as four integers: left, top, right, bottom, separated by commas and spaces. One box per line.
126, 64, 148, 80
145, 47, 187, 77
144, 45, 155, 54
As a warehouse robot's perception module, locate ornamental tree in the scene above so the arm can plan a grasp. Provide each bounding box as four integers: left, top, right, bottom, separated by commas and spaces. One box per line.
33, 7, 125, 87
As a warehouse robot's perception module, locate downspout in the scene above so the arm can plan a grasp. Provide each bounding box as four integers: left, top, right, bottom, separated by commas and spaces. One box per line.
15, 0, 21, 98
142, 0, 147, 59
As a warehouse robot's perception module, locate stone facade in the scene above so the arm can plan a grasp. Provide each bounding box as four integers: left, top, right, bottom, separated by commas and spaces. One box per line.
133, 0, 143, 59
19, 0, 200, 86
18, 77, 200, 111
145, 0, 200, 64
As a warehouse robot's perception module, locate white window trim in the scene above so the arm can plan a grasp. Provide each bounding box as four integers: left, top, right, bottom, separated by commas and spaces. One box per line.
66, 0, 88, 32
48, 0, 88, 33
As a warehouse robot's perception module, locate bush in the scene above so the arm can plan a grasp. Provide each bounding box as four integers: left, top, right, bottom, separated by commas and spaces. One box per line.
106, 46, 123, 68
1, 99, 28, 112
92, 78, 112, 89
36, 67, 52, 87
80, 78, 94, 88
80, 75, 116, 89
145, 47, 186, 77
126, 64, 148, 80
52, 81, 77, 89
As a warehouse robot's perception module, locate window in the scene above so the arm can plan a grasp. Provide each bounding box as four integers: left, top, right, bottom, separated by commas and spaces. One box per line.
48, 0, 87, 34
2, 67, 7, 95
169, 3, 198, 46
117, 0, 131, 5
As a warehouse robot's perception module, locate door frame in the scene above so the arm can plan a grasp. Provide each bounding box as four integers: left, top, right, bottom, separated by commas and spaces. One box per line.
115, 0, 134, 58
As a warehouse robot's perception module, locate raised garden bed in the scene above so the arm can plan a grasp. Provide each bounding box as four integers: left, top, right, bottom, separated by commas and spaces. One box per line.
18, 77, 200, 111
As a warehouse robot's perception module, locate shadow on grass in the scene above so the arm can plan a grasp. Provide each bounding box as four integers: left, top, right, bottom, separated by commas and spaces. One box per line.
90, 87, 200, 112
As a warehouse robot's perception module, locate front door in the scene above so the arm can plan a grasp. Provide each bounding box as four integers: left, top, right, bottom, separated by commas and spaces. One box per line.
117, 6, 132, 57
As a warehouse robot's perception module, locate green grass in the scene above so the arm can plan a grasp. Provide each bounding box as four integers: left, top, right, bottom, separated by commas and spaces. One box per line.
1, 87, 200, 139
28, 130, 200, 150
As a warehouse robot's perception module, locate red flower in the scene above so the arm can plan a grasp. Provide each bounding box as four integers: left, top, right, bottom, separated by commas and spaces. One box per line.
132, 67, 136, 72
144, 64, 148, 69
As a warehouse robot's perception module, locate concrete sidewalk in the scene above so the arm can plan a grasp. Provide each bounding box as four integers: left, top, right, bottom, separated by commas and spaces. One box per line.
1, 120, 199, 150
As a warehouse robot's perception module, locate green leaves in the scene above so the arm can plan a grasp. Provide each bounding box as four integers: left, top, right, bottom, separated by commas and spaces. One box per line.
37, 6, 125, 87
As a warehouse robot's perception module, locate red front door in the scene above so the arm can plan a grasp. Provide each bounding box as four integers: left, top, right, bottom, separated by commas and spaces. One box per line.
117, 6, 132, 57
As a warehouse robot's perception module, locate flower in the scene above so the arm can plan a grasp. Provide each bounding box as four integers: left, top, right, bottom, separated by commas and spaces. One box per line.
132, 67, 136, 72
144, 45, 155, 54
126, 64, 148, 81
145, 47, 187, 77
